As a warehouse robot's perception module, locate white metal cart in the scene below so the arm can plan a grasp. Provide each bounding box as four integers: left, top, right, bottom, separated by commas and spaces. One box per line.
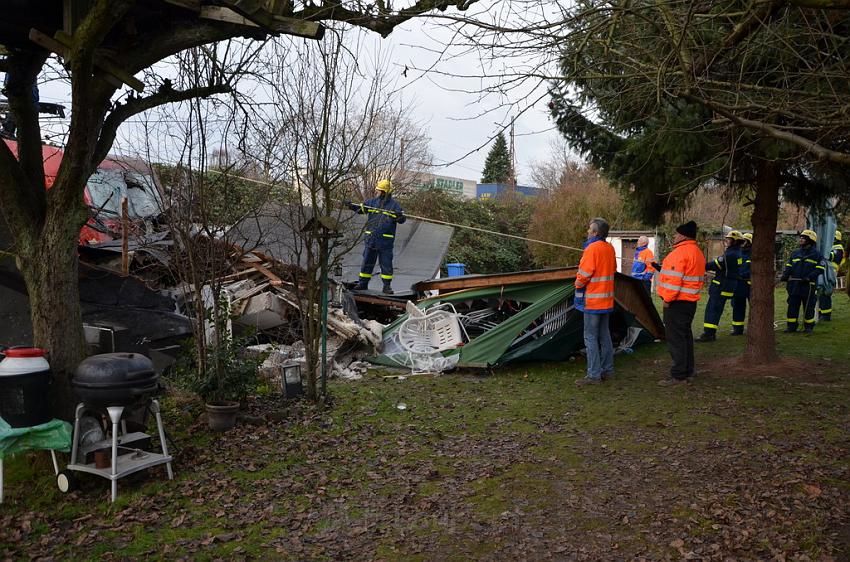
58, 400, 173, 502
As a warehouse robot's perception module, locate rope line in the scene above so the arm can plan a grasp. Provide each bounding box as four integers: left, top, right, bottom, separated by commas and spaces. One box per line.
205, 169, 642, 263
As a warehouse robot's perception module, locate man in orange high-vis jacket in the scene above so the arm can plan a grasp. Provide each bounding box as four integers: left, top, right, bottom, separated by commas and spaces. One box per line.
575, 217, 617, 386
656, 221, 706, 385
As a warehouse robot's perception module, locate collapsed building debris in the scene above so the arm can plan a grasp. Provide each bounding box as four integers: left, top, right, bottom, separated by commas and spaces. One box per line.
370, 268, 664, 374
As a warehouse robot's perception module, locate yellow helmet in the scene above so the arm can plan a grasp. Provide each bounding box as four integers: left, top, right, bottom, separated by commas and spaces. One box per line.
835, 230, 842, 241
742, 233, 753, 243
800, 229, 817, 243
725, 230, 744, 241
376, 179, 393, 193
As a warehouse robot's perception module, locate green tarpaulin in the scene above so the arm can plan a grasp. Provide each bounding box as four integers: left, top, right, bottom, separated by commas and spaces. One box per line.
0, 417, 72, 460
372, 280, 656, 369
373, 281, 586, 368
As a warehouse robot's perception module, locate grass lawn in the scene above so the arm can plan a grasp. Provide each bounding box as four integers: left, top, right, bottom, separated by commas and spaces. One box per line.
1, 290, 849, 560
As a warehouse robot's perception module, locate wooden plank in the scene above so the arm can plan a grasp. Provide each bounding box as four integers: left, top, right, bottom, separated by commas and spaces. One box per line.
413, 267, 578, 292
352, 294, 408, 310
199, 6, 259, 27
63, 0, 94, 35
249, 262, 283, 287
54, 31, 145, 92
613, 273, 665, 339
218, 0, 323, 38
28, 29, 123, 89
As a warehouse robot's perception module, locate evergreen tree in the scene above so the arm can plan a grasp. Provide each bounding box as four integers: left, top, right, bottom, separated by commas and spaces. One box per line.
481, 132, 513, 184
548, 2, 850, 364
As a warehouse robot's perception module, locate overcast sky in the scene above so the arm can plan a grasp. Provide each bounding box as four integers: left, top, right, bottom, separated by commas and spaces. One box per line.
378, 15, 561, 185
30, 7, 562, 187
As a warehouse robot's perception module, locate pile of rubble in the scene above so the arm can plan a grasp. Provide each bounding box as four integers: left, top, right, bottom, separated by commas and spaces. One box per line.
78, 232, 390, 380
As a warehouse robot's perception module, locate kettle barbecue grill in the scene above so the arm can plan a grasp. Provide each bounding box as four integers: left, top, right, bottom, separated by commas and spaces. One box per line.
58, 353, 173, 502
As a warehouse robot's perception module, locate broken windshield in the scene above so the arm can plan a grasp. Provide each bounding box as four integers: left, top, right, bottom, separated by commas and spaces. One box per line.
87, 168, 162, 218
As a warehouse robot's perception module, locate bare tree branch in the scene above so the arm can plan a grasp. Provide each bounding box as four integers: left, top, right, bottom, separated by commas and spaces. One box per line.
95, 83, 231, 164
682, 92, 850, 166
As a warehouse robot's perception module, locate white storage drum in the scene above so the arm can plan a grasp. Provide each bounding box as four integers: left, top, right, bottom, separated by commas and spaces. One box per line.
0, 347, 52, 427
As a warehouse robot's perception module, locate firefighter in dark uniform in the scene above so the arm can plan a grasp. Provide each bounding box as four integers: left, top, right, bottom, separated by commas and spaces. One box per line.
818, 230, 844, 321
730, 232, 752, 335
781, 230, 824, 333
696, 230, 743, 342
347, 179, 406, 294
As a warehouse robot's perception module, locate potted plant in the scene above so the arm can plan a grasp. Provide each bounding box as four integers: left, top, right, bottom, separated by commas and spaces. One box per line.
178, 298, 262, 431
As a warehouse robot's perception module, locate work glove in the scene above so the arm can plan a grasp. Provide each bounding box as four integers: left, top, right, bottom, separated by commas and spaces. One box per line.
573, 289, 585, 310
395, 211, 406, 223
650, 261, 661, 272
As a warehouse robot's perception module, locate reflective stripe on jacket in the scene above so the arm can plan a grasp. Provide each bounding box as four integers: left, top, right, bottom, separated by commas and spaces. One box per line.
575, 238, 616, 314
781, 245, 824, 296
737, 248, 751, 283
630, 246, 655, 281
706, 245, 740, 297
657, 239, 705, 303
350, 194, 406, 249
829, 243, 845, 270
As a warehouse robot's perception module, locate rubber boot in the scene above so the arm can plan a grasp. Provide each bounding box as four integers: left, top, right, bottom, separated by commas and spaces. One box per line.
354, 279, 369, 291
783, 322, 798, 333
695, 330, 716, 343
382, 282, 393, 295
730, 325, 744, 336
820, 313, 831, 321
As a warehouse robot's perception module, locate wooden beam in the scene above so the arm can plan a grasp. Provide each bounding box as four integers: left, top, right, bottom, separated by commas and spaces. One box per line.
199, 6, 259, 28
413, 267, 579, 292
28, 29, 143, 92
352, 293, 409, 310
249, 262, 283, 287
219, 0, 324, 38
63, 0, 95, 35
613, 273, 665, 339
54, 31, 145, 92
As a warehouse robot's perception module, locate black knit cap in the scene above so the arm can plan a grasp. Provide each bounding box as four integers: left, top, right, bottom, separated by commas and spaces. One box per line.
675, 220, 697, 239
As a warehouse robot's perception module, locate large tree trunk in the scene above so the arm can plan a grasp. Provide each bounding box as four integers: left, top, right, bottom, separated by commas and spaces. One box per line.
19, 201, 89, 420
744, 160, 780, 364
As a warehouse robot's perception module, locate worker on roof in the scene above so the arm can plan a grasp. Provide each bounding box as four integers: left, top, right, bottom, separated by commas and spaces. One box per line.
780, 230, 824, 333
574, 217, 617, 386
730, 232, 752, 335
817, 230, 844, 321
345, 179, 406, 294
696, 230, 743, 342
630, 235, 656, 294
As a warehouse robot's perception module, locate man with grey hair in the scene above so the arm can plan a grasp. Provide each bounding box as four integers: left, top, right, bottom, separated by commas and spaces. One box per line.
630, 235, 656, 294
574, 217, 617, 386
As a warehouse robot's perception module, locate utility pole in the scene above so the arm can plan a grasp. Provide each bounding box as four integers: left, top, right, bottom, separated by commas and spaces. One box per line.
509, 120, 517, 192
399, 137, 407, 188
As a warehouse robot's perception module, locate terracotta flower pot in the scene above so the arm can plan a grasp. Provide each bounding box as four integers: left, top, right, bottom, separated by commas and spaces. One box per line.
205, 400, 239, 431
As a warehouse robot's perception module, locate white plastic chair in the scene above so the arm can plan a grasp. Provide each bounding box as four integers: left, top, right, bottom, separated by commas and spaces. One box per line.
397, 302, 466, 372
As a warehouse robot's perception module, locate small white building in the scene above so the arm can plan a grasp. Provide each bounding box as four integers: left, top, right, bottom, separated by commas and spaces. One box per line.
607, 230, 659, 274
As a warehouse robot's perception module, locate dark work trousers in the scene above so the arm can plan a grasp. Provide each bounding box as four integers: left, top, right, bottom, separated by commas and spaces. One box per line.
731, 285, 750, 334
702, 291, 731, 335
359, 245, 394, 287
664, 300, 697, 379
786, 284, 818, 331
818, 292, 833, 320
641, 279, 652, 295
